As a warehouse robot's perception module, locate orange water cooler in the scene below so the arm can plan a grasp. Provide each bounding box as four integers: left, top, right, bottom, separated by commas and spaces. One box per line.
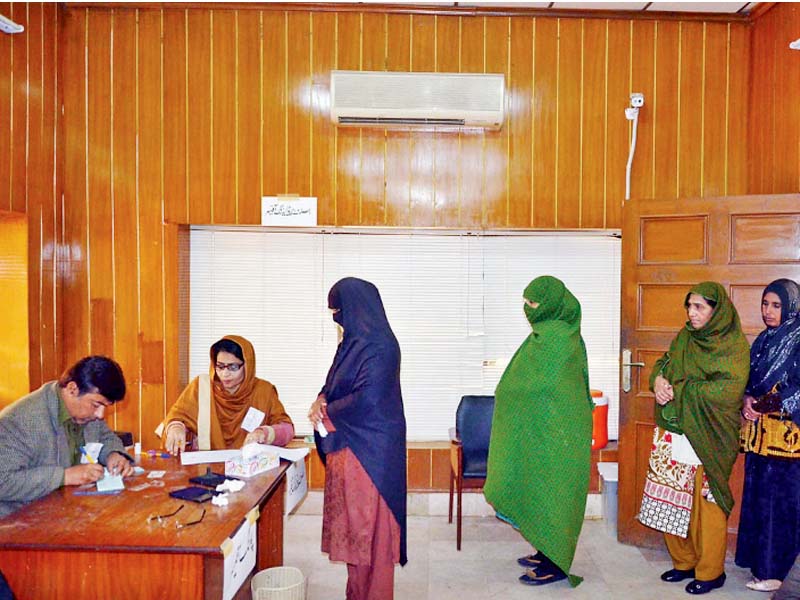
591, 389, 609, 451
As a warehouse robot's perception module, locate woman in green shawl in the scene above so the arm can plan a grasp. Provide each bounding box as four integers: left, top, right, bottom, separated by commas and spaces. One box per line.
484, 276, 593, 587
639, 281, 749, 596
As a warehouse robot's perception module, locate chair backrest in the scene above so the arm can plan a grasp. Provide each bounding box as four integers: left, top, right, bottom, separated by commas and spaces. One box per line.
455, 395, 495, 478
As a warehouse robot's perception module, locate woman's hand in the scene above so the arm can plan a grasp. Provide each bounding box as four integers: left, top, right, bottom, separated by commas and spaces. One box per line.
742, 394, 760, 421
654, 375, 674, 406
164, 421, 187, 455
243, 425, 275, 446
308, 394, 327, 426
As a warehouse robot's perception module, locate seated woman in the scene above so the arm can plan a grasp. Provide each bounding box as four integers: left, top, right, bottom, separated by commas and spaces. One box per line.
162, 335, 294, 453
736, 279, 800, 592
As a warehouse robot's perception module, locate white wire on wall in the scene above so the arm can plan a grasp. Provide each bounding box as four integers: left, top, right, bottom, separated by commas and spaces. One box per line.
189, 229, 621, 441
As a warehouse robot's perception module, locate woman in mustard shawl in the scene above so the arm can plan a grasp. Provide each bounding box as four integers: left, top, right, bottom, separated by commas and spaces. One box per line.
639, 282, 749, 595
484, 276, 593, 587
161, 335, 294, 453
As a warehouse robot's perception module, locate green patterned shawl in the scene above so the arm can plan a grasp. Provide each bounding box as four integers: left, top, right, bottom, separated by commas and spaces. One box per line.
484, 276, 594, 587
650, 281, 750, 516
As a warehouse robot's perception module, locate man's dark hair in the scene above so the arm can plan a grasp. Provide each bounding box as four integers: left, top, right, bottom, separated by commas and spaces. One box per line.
58, 356, 126, 402
210, 338, 244, 362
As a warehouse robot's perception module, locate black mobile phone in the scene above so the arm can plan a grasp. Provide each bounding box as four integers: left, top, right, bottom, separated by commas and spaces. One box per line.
189, 470, 227, 488
169, 486, 215, 503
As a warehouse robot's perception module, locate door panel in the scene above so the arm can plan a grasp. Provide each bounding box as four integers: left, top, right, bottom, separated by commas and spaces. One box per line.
619, 194, 800, 548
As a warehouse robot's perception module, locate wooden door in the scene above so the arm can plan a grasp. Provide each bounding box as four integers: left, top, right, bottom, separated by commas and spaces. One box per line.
618, 194, 800, 547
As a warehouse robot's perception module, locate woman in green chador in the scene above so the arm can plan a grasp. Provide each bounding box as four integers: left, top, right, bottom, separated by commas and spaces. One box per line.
484, 275, 593, 587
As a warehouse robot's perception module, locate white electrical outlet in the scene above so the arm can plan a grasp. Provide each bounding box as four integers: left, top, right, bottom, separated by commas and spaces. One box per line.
630, 93, 644, 108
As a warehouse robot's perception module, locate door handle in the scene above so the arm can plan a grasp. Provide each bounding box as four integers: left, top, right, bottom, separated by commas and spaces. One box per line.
621, 349, 645, 393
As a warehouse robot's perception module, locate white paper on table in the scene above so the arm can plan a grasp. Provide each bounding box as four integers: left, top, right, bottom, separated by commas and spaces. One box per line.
222, 508, 258, 600
96, 468, 125, 492
240, 444, 309, 463
240, 407, 265, 433
180, 449, 241, 465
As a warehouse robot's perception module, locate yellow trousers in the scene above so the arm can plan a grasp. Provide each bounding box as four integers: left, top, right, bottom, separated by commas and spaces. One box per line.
663, 467, 728, 581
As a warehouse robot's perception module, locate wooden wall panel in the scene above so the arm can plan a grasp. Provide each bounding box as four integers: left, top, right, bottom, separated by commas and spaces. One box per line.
749, 3, 800, 195
0, 2, 10, 214
211, 10, 237, 224
335, 12, 361, 225
434, 15, 461, 227
384, 14, 411, 226
86, 10, 113, 358
237, 11, 261, 225
163, 10, 188, 224
678, 22, 704, 198
556, 18, 581, 228
702, 23, 728, 197
311, 12, 336, 225
62, 8, 90, 366
360, 13, 387, 226
532, 17, 557, 228
630, 21, 655, 201
138, 10, 166, 447
459, 16, 485, 228
580, 19, 605, 229
262, 10, 286, 199
110, 8, 140, 438
604, 19, 630, 228
10, 4, 28, 214
409, 14, 435, 227
5, 4, 758, 442
187, 10, 213, 223
508, 17, 533, 228
484, 16, 509, 228
654, 21, 680, 200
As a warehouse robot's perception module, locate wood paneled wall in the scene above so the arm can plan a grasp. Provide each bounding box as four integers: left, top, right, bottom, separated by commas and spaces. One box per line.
748, 3, 800, 194
5, 3, 754, 445
0, 3, 61, 390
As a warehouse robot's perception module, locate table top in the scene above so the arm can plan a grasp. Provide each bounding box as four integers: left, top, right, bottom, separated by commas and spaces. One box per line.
0, 456, 289, 555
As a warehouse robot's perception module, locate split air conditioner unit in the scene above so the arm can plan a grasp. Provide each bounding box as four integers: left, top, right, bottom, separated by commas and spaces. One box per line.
330, 70, 505, 130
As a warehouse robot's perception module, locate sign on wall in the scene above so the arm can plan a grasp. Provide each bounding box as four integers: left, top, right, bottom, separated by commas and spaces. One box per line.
261, 196, 317, 227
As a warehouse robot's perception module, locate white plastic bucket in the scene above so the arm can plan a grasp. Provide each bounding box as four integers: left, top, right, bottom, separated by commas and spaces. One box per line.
251, 566, 307, 600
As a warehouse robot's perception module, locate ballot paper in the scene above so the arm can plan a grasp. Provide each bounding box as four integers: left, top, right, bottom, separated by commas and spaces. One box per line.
96, 468, 125, 492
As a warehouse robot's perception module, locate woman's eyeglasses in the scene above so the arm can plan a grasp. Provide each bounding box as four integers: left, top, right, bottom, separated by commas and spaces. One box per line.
215, 362, 243, 373
147, 504, 184, 524
176, 508, 206, 529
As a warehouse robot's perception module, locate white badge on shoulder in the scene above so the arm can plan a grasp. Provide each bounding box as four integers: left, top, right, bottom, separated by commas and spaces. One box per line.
241, 406, 266, 433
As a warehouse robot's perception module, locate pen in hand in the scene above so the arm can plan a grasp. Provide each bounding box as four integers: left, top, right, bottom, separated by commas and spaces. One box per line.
81, 446, 97, 464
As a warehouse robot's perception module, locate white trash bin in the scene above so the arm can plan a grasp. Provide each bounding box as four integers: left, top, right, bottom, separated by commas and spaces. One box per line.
597, 462, 619, 537
251, 566, 307, 600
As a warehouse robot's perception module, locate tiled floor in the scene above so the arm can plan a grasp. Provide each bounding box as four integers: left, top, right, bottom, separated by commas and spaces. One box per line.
283, 512, 763, 600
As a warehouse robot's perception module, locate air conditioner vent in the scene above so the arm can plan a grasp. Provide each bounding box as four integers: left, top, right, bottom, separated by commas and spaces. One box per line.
338, 117, 467, 127
331, 70, 504, 130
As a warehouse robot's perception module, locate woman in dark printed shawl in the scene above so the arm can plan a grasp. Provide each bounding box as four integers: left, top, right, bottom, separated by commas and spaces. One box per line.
308, 277, 407, 600
736, 279, 800, 593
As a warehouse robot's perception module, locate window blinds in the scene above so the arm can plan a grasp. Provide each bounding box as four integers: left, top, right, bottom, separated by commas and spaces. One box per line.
189, 228, 621, 441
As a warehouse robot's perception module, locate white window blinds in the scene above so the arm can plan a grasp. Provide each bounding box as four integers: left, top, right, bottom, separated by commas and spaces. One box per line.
190, 228, 621, 441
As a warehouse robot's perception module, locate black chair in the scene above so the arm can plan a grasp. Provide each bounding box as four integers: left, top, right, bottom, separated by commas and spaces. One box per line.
448, 394, 495, 550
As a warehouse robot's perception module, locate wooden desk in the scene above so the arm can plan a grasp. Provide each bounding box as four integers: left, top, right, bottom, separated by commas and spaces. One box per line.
0, 456, 288, 600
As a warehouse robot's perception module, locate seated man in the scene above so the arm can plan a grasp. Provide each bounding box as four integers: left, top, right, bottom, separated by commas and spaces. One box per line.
0, 355, 134, 518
